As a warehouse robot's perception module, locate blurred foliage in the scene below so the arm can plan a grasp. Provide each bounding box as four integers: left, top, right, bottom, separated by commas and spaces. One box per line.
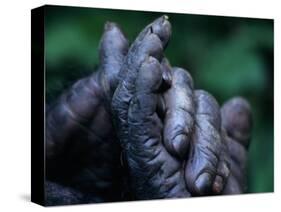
45, 5, 274, 193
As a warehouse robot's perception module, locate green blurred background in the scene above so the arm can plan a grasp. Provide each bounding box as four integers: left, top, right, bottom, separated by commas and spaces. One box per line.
45, 5, 274, 193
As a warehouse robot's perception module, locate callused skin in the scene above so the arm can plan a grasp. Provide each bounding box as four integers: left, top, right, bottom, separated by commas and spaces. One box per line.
46, 16, 252, 205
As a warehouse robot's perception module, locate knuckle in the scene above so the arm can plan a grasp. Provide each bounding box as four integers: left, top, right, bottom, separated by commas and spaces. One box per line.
173, 68, 194, 88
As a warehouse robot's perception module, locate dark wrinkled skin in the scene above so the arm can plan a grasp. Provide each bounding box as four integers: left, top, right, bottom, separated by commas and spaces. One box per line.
46, 16, 252, 205
46, 22, 129, 205
221, 98, 252, 194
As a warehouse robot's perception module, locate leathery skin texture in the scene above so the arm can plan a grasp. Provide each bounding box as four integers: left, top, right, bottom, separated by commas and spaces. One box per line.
45, 16, 252, 205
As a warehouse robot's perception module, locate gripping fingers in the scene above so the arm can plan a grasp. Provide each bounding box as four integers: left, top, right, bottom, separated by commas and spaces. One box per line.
163, 67, 195, 159
127, 56, 188, 199
128, 56, 163, 148
112, 16, 171, 148
185, 90, 224, 195
221, 97, 252, 192
212, 144, 230, 194
127, 57, 166, 198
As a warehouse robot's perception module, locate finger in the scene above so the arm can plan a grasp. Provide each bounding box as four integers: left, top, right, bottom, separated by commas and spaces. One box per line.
128, 57, 169, 196
98, 22, 129, 96
127, 15, 171, 56
127, 56, 188, 199
160, 58, 173, 91
225, 134, 248, 189
155, 58, 173, 120
221, 97, 252, 148
221, 97, 251, 192
212, 129, 231, 194
185, 90, 222, 195
163, 67, 195, 159
129, 57, 162, 125
117, 57, 162, 160
128, 56, 163, 149
112, 16, 171, 148
46, 76, 104, 162
212, 155, 230, 194
118, 15, 172, 80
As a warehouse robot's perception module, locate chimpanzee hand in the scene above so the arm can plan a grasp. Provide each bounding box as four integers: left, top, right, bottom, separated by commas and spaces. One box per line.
46, 21, 129, 204
46, 15, 252, 205
112, 16, 232, 198
221, 97, 252, 194
45, 16, 175, 205
161, 69, 252, 196
162, 64, 231, 196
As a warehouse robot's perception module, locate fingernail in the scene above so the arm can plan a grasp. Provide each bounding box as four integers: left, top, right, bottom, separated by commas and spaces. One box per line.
195, 173, 212, 194
161, 70, 172, 90
151, 16, 171, 47
213, 175, 223, 194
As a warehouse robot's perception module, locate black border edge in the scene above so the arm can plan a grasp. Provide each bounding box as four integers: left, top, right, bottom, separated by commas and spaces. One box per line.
31, 5, 46, 206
